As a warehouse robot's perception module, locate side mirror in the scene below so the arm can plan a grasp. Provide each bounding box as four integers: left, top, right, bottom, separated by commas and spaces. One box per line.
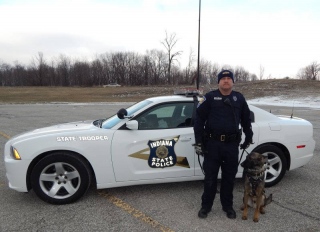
126, 120, 138, 130
117, 108, 128, 119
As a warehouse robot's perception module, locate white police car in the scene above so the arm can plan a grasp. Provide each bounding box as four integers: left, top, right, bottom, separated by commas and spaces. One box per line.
4, 93, 315, 204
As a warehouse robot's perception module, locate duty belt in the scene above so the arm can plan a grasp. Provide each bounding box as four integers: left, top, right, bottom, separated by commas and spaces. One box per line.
208, 133, 239, 142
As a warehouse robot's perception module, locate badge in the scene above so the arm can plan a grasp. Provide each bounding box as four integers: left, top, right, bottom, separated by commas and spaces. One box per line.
128, 136, 190, 169
233, 96, 237, 102
148, 138, 177, 168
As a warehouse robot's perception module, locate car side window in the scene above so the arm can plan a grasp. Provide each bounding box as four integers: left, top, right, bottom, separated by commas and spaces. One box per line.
136, 102, 194, 130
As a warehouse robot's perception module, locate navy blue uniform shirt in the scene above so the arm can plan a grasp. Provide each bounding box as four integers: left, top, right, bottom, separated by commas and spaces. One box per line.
194, 89, 253, 144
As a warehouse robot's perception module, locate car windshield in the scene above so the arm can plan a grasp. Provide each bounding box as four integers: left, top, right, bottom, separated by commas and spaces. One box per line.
101, 100, 152, 129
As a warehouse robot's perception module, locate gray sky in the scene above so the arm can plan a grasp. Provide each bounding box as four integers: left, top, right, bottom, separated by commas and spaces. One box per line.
1, 0, 320, 78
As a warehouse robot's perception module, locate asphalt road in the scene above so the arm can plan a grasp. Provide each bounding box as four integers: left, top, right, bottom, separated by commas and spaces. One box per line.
0, 103, 319, 232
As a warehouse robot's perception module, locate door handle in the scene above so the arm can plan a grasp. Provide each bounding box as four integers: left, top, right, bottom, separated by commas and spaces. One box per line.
180, 137, 192, 142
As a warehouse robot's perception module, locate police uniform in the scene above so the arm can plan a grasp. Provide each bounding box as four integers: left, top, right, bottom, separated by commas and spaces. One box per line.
194, 73, 253, 218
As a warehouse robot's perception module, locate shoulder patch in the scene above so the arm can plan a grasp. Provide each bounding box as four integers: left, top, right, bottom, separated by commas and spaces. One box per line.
197, 96, 206, 107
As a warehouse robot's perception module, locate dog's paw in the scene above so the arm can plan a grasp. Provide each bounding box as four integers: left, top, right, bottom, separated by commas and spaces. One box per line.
242, 215, 248, 220
253, 217, 259, 222
260, 208, 266, 214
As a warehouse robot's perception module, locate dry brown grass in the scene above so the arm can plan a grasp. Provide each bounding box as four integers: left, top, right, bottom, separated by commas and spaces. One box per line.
0, 79, 319, 103
234, 79, 320, 100
0, 86, 181, 103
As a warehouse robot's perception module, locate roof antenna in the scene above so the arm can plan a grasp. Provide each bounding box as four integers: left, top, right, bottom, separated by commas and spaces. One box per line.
196, 0, 201, 90
291, 101, 295, 119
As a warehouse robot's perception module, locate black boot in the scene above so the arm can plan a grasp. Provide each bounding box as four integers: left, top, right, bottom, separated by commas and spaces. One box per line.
222, 207, 236, 219
198, 208, 211, 218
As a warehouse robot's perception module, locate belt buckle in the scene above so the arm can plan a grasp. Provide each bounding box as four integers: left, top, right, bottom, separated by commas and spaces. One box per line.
220, 135, 225, 141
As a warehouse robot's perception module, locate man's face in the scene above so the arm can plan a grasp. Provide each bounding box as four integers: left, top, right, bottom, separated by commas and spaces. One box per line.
218, 76, 233, 92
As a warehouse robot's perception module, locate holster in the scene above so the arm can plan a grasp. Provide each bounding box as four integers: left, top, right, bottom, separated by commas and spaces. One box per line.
237, 129, 242, 144
201, 131, 209, 152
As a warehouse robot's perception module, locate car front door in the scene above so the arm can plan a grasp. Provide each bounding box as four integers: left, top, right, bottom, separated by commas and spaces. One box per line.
112, 102, 196, 182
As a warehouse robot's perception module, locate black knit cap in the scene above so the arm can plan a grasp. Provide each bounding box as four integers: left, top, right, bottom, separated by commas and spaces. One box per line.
217, 70, 234, 83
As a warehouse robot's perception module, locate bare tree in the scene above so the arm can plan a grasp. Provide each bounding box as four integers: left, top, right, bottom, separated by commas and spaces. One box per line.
56, 54, 72, 86
210, 63, 220, 84
12, 62, 27, 86
185, 47, 196, 84
30, 52, 49, 86
161, 31, 182, 85
147, 49, 167, 85
127, 52, 144, 85
234, 66, 249, 82
297, 61, 319, 80
70, 60, 91, 86
250, 73, 258, 81
99, 52, 113, 85
297, 68, 306, 80
306, 61, 319, 80
259, 64, 264, 80
0, 62, 11, 86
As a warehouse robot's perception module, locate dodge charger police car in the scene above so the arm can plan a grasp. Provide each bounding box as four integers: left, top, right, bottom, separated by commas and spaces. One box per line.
4, 93, 316, 204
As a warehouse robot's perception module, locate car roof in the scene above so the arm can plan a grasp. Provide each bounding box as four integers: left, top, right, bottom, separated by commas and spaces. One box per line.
146, 95, 195, 103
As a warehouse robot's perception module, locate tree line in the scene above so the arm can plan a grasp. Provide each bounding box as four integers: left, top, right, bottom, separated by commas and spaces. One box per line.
0, 52, 254, 87
1, 30, 319, 86
1, 51, 319, 87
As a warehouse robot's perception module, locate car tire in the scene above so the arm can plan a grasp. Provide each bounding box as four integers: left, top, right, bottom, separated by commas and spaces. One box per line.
254, 145, 287, 187
31, 152, 92, 204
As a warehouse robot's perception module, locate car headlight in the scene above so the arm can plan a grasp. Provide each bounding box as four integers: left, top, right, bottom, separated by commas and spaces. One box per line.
11, 146, 21, 160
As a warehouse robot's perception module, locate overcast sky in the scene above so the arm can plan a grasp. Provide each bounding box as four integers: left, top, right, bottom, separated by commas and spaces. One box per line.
1, 0, 320, 78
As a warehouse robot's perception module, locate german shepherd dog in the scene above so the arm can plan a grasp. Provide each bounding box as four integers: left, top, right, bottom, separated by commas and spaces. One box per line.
240, 152, 272, 222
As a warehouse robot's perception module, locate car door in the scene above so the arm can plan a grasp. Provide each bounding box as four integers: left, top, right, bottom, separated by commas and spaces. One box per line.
112, 102, 196, 182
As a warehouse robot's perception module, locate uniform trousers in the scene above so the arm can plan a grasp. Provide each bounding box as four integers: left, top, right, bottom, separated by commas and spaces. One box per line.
201, 139, 239, 210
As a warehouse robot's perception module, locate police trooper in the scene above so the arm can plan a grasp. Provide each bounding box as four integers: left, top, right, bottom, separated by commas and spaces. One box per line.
193, 70, 253, 219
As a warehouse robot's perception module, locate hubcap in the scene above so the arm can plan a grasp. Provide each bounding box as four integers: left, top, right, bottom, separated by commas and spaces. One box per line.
263, 151, 282, 183
39, 162, 81, 199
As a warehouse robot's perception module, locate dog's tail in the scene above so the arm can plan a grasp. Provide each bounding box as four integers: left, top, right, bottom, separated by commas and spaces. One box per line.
264, 194, 273, 206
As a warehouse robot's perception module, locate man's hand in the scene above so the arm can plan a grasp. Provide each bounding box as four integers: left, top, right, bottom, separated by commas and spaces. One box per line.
240, 138, 253, 150
192, 143, 204, 156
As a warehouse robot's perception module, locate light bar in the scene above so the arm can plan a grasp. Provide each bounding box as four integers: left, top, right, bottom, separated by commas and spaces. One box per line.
174, 88, 203, 96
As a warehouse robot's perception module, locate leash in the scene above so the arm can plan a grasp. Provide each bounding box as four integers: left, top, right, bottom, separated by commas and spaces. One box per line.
192, 94, 206, 175
198, 147, 249, 176
238, 148, 249, 166
198, 153, 205, 175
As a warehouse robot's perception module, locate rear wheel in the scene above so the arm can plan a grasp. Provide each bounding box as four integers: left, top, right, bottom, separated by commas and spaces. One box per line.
31, 152, 92, 204
254, 145, 287, 187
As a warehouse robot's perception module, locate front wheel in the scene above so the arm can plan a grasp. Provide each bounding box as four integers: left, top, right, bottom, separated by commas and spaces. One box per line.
254, 145, 287, 187
31, 152, 92, 204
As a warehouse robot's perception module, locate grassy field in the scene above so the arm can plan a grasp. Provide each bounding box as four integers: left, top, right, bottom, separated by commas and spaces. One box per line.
0, 86, 180, 103
0, 79, 319, 103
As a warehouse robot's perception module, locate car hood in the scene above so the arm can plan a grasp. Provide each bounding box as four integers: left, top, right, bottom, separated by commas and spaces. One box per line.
10, 120, 96, 141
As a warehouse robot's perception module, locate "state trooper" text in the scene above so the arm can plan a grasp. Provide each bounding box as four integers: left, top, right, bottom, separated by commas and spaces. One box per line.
56, 136, 108, 142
